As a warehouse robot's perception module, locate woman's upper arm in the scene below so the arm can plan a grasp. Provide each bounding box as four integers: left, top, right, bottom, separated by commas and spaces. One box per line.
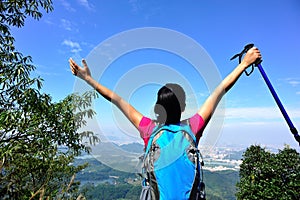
87, 78, 143, 130
197, 86, 224, 125
115, 98, 143, 130
197, 61, 247, 124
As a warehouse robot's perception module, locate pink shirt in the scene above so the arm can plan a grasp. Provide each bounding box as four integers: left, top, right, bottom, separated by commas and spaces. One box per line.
138, 113, 205, 148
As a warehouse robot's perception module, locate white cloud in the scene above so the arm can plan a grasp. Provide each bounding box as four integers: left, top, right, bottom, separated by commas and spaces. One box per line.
281, 78, 300, 87
33, 64, 62, 77
60, 0, 94, 12
35, 70, 61, 77
59, 0, 76, 12
44, 18, 55, 25
60, 19, 72, 31
128, 0, 140, 13
128, 0, 162, 20
62, 39, 82, 53
62, 40, 80, 49
297, 91, 300, 95
220, 107, 300, 121
288, 80, 300, 87
77, 0, 94, 11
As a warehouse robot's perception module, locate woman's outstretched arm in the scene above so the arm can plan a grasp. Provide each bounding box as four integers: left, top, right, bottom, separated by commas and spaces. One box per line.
69, 58, 143, 129
198, 47, 262, 125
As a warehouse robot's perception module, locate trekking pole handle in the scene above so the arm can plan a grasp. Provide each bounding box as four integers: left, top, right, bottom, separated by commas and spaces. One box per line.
230, 43, 260, 76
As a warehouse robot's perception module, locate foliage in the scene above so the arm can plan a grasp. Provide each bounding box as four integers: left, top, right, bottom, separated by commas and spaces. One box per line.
77, 169, 240, 200
81, 183, 141, 200
0, 1, 99, 199
1, 0, 53, 111
236, 145, 300, 200
205, 170, 239, 200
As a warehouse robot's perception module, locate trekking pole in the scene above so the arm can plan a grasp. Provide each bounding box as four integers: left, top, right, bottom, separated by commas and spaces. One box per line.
230, 44, 300, 146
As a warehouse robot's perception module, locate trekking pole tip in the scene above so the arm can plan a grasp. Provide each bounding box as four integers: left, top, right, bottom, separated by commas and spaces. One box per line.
291, 127, 300, 146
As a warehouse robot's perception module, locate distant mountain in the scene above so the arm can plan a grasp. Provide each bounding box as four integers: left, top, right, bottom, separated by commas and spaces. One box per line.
119, 142, 144, 154
86, 142, 143, 173
224, 150, 244, 160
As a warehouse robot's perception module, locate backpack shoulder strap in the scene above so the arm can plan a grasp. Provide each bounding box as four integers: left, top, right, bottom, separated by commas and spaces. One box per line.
144, 123, 163, 154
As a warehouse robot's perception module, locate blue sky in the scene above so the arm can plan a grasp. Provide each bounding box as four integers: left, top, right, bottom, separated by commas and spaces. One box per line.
11, 0, 300, 149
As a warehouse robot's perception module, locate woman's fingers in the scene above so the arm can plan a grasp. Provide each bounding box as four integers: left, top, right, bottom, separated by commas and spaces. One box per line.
82, 59, 88, 69
69, 58, 78, 76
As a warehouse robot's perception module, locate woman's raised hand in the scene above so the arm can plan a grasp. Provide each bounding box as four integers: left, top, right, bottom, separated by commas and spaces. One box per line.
69, 58, 91, 81
241, 47, 262, 68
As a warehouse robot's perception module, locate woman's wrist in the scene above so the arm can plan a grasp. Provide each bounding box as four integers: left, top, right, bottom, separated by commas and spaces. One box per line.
239, 61, 250, 70
84, 76, 94, 84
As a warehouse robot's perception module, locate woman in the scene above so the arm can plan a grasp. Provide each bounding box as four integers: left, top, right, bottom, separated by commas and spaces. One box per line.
69, 46, 261, 199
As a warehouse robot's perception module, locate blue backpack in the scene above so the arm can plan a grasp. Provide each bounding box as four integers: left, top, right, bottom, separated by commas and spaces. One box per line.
140, 121, 206, 200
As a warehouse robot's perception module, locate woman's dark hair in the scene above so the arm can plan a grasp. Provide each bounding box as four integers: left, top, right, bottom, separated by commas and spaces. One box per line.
154, 83, 186, 124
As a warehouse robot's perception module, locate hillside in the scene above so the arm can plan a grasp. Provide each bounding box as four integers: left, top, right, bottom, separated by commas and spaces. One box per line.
75, 156, 239, 200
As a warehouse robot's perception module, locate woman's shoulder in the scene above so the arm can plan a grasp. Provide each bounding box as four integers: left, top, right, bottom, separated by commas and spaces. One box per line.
181, 113, 204, 125
184, 113, 205, 136
138, 116, 156, 147
139, 116, 155, 127
138, 116, 157, 135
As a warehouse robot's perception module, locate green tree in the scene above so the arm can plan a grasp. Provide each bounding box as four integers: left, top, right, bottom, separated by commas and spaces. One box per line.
236, 145, 300, 200
0, 1, 98, 199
